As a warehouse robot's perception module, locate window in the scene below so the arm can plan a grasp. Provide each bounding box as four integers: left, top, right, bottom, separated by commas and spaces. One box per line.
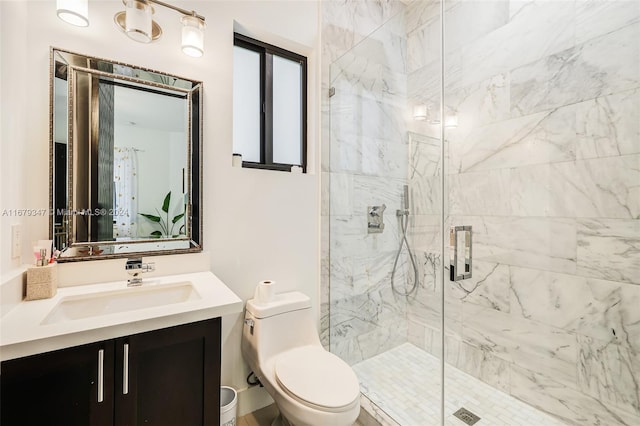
233, 33, 307, 172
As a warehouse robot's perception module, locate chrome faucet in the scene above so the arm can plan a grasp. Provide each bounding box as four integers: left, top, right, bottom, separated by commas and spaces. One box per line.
125, 258, 155, 286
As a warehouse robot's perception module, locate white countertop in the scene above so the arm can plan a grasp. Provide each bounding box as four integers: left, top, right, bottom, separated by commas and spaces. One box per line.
0, 271, 243, 361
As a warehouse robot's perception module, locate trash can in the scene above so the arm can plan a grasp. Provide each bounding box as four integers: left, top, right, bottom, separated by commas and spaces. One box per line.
220, 386, 237, 426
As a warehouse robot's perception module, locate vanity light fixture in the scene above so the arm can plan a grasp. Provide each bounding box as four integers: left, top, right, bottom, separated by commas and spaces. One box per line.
119, 0, 156, 43
56, 0, 89, 27
58, 0, 206, 56
114, 0, 206, 57
181, 15, 206, 57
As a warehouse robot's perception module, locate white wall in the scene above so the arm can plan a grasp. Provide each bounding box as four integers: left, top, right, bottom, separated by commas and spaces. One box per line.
0, 0, 320, 415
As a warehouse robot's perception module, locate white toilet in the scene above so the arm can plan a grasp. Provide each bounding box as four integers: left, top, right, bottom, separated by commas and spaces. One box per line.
241, 291, 361, 426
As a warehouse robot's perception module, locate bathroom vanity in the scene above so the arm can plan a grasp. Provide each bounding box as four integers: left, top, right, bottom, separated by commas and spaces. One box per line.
0, 271, 242, 426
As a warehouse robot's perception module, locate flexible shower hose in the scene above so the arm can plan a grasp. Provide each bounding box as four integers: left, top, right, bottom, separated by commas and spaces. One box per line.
390, 210, 419, 296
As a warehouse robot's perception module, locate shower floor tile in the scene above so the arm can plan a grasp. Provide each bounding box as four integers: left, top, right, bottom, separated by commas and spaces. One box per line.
352, 343, 566, 426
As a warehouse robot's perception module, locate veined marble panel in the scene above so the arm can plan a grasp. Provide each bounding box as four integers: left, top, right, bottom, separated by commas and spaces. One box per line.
409, 175, 441, 215
461, 0, 575, 88
576, 88, 640, 160
445, 73, 511, 132
462, 305, 577, 386
510, 23, 640, 118
577, 333, 640, 417
444, 335, 511, 393
408, 213, 440, 253
448, 169, 511, 216
321, 172, 330, 215
510, 154, 640, 219
407, 52, 461, 100
406, 13, 439, 74
329, 172, 353, 215
352, 251, 402, 297
414, 250, 440, 294
575, 0, 640, 45
450, 107, 576, 173
408, 292, 462, 339
576, 218, 640, 285
330, 287, 407, 342
353, 174, 407, 214
330, 216, 400, 259
362, 137, 408, 178
450, 215, 577, 274
330, 133, 408, 178
405, 0, 440, 35
320, 300, 330, 349
409, 132, 441, 178
443, 0, 509, 56
331, 53, 407, 102
448, 261, 510, 312
330, 95, 406, 143
510, 267, 640, 342
331, 318, 408, 366
510, 363, 640, 426
321, 0, 405, 63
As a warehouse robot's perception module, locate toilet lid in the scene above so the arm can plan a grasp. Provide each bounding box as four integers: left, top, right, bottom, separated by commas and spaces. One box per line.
275, 346, 360, 410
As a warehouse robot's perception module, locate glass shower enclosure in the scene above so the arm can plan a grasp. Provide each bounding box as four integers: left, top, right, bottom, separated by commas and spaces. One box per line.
324, 1, 639, 425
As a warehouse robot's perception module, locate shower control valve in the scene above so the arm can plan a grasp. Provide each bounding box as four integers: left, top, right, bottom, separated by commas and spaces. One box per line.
367, 204, 386, 234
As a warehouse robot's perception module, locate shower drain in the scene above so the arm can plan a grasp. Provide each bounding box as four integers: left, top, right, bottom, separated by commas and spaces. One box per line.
453, 407, 481, 425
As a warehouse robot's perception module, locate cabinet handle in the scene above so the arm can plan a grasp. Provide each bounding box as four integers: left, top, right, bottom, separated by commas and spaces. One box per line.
123, 343, 129, 395
97, 349, 104, 403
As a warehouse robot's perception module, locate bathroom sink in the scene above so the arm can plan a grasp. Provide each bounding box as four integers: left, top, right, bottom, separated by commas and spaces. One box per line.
42, 282, 200, 325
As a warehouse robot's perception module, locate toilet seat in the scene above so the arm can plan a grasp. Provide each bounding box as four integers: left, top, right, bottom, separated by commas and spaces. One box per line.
274, 346, 360, 412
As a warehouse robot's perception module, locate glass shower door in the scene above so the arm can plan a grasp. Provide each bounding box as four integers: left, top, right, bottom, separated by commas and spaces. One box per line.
442, 1, 640, 425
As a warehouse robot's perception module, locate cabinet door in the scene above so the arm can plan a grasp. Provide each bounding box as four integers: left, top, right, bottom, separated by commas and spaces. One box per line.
114, 318, 221, 426
1, 340, 115, 426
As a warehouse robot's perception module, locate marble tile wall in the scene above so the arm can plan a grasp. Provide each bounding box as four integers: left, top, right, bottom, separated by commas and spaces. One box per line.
323, 1, 638, 425
320, 0, 410, 362
405, 1, 640, 425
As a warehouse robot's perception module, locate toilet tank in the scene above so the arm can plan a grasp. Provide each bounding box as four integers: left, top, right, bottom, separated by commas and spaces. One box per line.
242, 292, 321, 367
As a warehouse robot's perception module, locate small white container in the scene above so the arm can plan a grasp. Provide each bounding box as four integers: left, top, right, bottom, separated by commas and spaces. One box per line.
220, 386, 237, 426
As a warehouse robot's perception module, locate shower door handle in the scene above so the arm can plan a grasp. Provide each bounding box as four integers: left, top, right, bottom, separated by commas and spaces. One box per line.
450, 226, 472, 281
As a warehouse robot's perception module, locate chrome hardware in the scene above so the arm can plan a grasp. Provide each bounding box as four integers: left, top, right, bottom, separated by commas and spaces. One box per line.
125, 258, 155, 286
123, 343, 129, 395
97, 349, 104, 403
450, 226, 472, 281
368, 204, 386, 234
244, 318, 255, 335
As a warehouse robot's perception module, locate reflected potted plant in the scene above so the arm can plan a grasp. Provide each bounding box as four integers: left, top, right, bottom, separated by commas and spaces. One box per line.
139, 191, 185, 238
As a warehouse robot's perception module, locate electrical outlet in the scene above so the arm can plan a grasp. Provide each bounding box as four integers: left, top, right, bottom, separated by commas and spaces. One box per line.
11, 224, 21, 259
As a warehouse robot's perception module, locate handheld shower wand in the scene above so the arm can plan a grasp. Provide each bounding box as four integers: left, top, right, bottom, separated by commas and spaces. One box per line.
391, 184, 419, 296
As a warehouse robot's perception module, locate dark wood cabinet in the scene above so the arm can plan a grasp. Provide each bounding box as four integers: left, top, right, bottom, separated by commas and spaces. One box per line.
1, 318, 221, 426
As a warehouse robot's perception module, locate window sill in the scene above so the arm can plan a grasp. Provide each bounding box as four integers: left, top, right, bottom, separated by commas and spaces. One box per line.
241, 162, 305, 173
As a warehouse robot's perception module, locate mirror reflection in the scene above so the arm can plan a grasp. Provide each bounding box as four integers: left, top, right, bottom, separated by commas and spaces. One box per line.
51, 48, 202, 260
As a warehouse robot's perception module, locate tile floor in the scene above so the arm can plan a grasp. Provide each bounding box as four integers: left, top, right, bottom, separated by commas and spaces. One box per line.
238, 403, 369, 426
352, 343, 568, 426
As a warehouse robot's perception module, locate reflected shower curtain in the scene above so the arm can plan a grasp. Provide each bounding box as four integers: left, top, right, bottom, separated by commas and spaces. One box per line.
113, 147, 138, 239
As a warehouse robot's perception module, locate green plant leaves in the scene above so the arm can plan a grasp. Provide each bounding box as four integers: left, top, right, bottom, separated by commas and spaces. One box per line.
162, 192, 171, 213
172, 213, 185, 224
140, 213, 161, 223
139, 191, 185, 238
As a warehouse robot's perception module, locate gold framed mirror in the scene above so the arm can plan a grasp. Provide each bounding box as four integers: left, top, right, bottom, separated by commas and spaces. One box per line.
50, 48, 203, 261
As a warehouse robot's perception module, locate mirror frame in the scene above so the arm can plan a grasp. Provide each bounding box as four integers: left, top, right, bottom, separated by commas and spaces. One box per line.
50, 47, 203, 262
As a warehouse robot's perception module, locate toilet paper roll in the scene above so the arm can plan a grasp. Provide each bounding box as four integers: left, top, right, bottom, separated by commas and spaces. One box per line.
254, 280, 275, 304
